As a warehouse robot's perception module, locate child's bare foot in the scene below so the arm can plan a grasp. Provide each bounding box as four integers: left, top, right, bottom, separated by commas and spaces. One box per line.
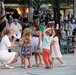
28, 65, 32, 68
37, 63, 43, 67
24, 66, 27, 69
33, 64, 38, 67
50, 63, 53, 68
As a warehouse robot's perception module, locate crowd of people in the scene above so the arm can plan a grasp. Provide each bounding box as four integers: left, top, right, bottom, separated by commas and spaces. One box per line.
0, 7, 76, 69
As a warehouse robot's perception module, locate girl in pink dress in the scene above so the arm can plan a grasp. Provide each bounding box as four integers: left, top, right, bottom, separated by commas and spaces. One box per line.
51, 29, 65, 67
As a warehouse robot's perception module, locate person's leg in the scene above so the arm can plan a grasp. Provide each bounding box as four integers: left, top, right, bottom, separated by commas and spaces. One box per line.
52, 58, 54, 62
10, 52, 18, 64
57, 57, 64, 64
33, 53, 38, 67
57, 57, 65, 67
5, 52, 18, 69
21, 58, 25, 66
46, 50, 53, 68
38, 53, 43, 66
24, 58, 27, 69
48, 50, 53, 63
51, 58, 54, 66
67, 31, 69, 36
28, 58, 32, 68
42, 50, 49, 67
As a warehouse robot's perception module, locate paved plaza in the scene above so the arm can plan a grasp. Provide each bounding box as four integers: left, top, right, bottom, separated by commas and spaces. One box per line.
0, 54, 76, 75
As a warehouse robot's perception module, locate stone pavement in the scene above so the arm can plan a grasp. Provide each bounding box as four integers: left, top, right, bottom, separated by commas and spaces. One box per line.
0, 54, 76, 75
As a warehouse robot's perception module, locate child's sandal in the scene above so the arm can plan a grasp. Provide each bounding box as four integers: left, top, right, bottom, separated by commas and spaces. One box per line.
33, 64, 38, 67
37, 63, 43, 67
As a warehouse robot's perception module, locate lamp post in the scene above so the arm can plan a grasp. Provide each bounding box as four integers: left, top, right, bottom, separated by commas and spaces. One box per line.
53, 0, 60, 29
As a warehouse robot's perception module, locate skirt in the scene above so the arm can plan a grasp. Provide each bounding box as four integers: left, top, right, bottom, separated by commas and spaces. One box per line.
32, 37, 42, 53
0, 50, 16, 64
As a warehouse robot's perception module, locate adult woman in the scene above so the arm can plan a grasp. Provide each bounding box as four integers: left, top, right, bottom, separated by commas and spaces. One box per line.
0, 28, 18, 69
22, 8, 29, 23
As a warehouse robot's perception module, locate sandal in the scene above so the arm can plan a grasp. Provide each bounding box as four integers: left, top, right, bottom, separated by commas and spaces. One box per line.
33, 64, 39, 67
45, 67, 51, 69
37, 63, 43, 67
0, 62, 6, 69
5, 65, 14, 69
28, 65, 32, 68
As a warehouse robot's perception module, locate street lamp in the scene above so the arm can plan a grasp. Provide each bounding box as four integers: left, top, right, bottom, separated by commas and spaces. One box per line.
53, 0, 60, 28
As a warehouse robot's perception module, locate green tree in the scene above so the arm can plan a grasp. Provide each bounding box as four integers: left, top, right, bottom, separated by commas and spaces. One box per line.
17, 0, 71, 9
17, 0, 54, 9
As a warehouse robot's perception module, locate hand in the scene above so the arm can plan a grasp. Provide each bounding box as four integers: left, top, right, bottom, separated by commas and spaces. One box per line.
37, 45, 40, 50
13, 37, 17, 41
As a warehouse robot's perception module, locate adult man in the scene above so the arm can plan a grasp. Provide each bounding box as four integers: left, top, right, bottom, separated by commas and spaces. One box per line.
33, 7, 39, 22
10, 19, 22, 39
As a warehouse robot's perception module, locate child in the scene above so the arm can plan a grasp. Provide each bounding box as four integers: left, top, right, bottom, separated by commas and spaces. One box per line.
32, 23, 43, 67
42, 28, 54, 69
19, 28, 32, 69
51, 29, 65, 67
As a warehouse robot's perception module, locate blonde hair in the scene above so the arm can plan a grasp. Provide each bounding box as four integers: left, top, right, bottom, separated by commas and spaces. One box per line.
22, 28, 32, 42
3, 28, 14, 35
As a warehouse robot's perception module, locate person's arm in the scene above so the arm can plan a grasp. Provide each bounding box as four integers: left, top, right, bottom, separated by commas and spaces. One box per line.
51, 40, 56, 45
8, 37, 16, 49
19, 24, 22, 32
43, 28, 52, 36
51, 37, 57, 45
38, 31, 42, 49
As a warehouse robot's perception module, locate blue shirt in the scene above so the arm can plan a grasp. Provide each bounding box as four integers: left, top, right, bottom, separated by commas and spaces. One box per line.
41, 35, 53, 50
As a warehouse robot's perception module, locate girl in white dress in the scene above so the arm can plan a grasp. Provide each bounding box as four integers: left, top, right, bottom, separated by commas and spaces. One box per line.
32, 23, 43, 67
51, 29, 65, 67
0, 28, 18, 69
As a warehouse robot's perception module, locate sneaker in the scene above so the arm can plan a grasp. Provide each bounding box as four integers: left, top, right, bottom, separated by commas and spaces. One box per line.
45, 67, 52, 69
58, 63, 65, 67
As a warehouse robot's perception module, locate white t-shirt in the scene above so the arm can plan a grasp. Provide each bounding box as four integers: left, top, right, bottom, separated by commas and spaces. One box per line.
10, 22, 22, 34
0, 35, 11, 51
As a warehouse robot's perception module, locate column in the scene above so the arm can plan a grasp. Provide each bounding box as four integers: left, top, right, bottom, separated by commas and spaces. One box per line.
29, 7, 34, 22
74, 0, 76, 18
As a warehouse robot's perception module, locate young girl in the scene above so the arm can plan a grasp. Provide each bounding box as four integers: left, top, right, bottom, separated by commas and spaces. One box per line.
19, 28, 32, 69
32, 23, 43, 67
42, 28, 54, 69
51, 29, 65, 67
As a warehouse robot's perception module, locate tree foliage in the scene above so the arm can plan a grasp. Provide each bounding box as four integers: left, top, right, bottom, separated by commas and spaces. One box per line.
17, 0, 72, 8
17, 0, 55, 8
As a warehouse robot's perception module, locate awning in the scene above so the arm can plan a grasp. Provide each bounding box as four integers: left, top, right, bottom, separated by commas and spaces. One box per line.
4, 4, 21, 8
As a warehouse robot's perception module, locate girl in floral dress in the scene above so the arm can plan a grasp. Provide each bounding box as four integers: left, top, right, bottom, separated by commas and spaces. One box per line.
19, 28, 32, 69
